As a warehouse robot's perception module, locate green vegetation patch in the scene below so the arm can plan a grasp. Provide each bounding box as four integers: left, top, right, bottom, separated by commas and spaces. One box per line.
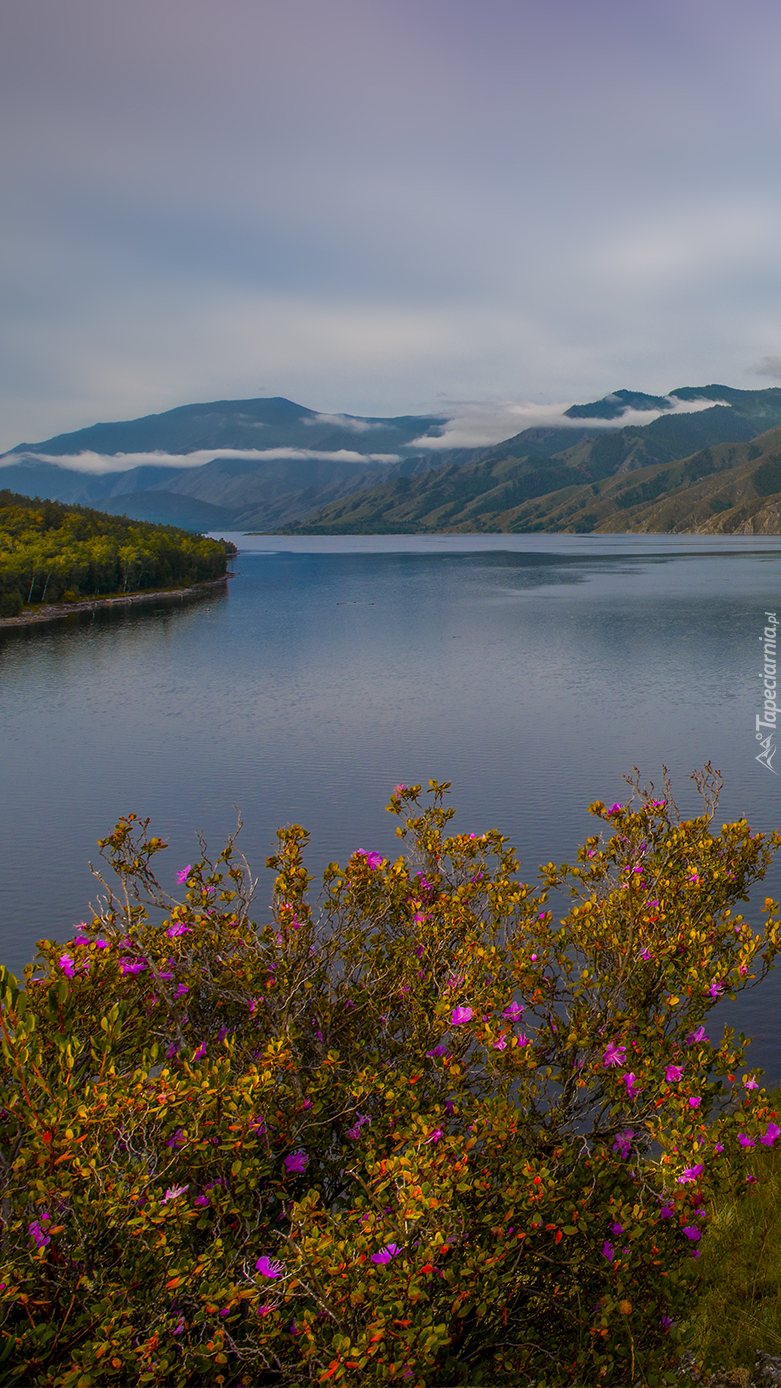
0, 489, 232, 616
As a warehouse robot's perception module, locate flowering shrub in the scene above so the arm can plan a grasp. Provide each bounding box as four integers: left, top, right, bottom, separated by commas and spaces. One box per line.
1, 767, 780, 1385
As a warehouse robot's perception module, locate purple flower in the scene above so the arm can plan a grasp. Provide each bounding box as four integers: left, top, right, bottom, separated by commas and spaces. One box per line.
284, 1150, 308, 1175
371, 1243, 401, 1265
426, 1128, 443, 1144
689, 1097, 702, 1109
715, 1143, 725, 1154
738, 1134, 756, 1149
176, 866, 193, 885
95, 937, 110, 949
119, 958, 147, 975
195, 1194, 210, 1208
687, 1026, 708, 1044
503, 1001, 524, 1021
708, 981, 725, 999
255, 1256, 285, 1279
58, 954, 75, 978
683, 1226, 701, 1241
602, 1042, 626, 1068
665, 1065, 684, 1083
761, 1123, 781, 1147
173, 1318, 185, 1335
451, 1006, 473, 1026
517, 1033, 529, 1047
612, 1128, 633, 1159
624, 1072, 640, 1099
426, 1044, 448, 1058
744, 1076, 759, 1091
492, 1036, 508, 1051
610, 1222, 624, 1236
193, 1043, 206, 1061
659, 1205, 674, 1218
165, 1042, 180, 1060
639, 948, 652, 961
608, 803, 622, 814
73, 934, 90, 947
601, 1240, 614, 1261
174, 984, 189, 998
28, 1215, 51, 1250
677, 1164, 704, 1184
166, 923, 192, 938
356, 850, 383, 870
346, 1115, 370, 1141
162, 1184, 189, 1203
165, 1129, 185, 1148
659, 1315, 673, 1330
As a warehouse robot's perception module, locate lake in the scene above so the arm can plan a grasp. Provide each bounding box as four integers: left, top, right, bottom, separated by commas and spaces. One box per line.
2, 533, 781, 1074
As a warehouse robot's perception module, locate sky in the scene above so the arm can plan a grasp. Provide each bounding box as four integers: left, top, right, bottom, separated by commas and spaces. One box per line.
4, 0, 781, 452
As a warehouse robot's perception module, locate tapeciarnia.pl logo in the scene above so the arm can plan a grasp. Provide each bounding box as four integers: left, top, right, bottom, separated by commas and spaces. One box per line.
756, 610, 779, 773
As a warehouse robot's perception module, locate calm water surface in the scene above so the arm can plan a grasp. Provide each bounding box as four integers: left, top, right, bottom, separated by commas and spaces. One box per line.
2, 533, 781, 1073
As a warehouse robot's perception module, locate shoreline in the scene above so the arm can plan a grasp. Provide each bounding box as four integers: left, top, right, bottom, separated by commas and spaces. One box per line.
0, 574, 232, 631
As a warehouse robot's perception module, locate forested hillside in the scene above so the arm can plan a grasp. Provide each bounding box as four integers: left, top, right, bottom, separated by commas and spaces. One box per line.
0, 491, 232, 617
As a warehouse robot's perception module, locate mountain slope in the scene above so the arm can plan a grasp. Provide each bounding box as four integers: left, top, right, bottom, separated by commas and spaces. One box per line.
279, 386, 781, 534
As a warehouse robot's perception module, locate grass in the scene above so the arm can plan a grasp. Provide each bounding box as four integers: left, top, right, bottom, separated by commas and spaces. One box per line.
688, 1091, 781, 1376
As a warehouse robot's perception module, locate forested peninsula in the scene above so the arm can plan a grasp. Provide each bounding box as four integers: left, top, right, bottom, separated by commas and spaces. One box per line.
0, 489, 233, 619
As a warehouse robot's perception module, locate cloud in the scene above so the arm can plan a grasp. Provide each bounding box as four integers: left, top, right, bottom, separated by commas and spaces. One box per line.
0, 447, 402, 476
410, 394, 726, 450
305, 414, 381, 432
752, 357, 781, 380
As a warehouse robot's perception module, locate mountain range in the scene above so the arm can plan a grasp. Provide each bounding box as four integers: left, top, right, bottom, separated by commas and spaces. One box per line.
5, 385, 781, 534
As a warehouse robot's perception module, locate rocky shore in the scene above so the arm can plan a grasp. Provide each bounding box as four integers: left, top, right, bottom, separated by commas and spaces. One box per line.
0, 574, 231, 630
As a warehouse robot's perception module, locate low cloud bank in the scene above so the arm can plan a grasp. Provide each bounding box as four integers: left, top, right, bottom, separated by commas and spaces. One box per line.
411, 395, 727, 450
0, 447, 403, 476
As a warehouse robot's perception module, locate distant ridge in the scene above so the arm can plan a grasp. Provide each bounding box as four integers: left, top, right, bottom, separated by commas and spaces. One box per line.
7, 385, 781, 533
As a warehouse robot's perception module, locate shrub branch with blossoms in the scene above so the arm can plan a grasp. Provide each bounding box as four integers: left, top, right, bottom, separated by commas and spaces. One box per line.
0, 767, 780, 1386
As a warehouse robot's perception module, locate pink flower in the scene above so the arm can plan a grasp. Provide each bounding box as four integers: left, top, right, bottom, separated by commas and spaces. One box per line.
624, 1072, 640, 1099
371, 1244, 401, 1265
608, 803, 622, 814
602, 1042, 626, 1068
677, 1164, 704, 1184
683, 1226, 701, 1241
284, 1150, 309, 1175
451, 1006, 473, 1026
744, 1076, 759, 1091
119, 958, 147, 975
665, 1065, 684, 1083
356, 850, 383, 870
503, 1001, 524, 1020
708, 981, 724, 999
394, 784, 406, 794
426, 1128, 443, 1144
95, 938, 110, 949
176, 866, 192, 885
687, 1026, 708, 1044
58, 954, 75, 978
640, 948, 652, 961
517, 1033, 529, 1047
612, 1129, 633, 1159
255, 1256, 285, 1279
689, 1097, 701, 1109
166, 923, 192, 938
761, 1123, 781, 1147
738, 1134, 756, 1149
73, 934, 90, 947
162, 1185, 189, 1203
492, 1036, 508, 1050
